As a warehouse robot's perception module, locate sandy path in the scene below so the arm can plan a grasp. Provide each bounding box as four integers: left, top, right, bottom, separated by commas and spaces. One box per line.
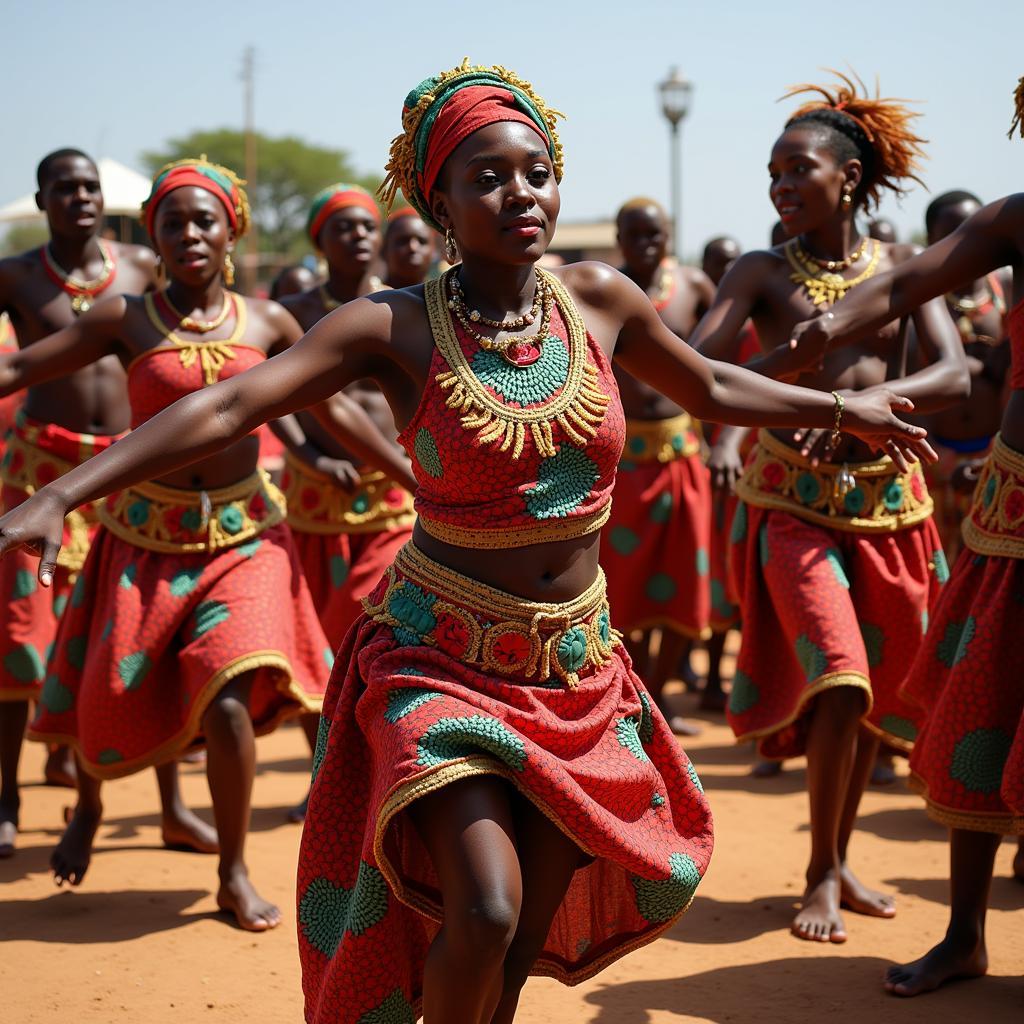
1, 687, 1021, 1023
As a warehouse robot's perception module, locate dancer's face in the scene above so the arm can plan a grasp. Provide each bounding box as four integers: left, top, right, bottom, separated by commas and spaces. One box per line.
617, 206, 670, 274
927, 199, 980, 245
431, 121, 559, 266
152, 186, 234, 287
768, 127, 861, 236
37, 155, 104, 240
384, 215, 435, 283
318, 206, 380, 275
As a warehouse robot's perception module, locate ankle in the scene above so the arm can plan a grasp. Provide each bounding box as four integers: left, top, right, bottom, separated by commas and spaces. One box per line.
945, 919, 985, 950
218, 861, 249, 884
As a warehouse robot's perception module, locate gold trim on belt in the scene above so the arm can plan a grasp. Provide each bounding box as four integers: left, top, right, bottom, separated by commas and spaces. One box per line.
622, 413, 702, 463
735, 429, 933, 533
962, 434, 1024, 559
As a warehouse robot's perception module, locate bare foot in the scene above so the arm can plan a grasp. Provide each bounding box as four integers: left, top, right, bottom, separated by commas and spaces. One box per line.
216, 869, 281, 932
884, 934, 988, 997
1013, 839, 1024, 884
51, 804, 102, 886
287, 791, 309, 824
698, 687, 728, 713
792, 870, 847, 943
752, 759, 783, 778
666, 715, 702, 737
841, 863, 896, 918
0, 818, 16, 858
161, 807, 219, 854
44, 746, 77, 789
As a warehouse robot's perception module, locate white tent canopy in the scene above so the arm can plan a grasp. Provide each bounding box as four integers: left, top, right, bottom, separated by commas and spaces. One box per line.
0, 157, 151, 224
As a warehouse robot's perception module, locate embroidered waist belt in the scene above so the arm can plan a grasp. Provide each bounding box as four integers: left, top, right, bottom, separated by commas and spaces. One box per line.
416, 502, 612, 550
97, 470, 285, 554
362, 541, 621, 689
1, 409, 123, 571
735, 429, 934, 533
623, 413, 702, 463
962, 434, 1024, 559
282, 451, 415, 535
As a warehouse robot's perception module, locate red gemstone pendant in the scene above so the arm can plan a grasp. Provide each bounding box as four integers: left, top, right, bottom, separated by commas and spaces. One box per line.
501, 338, 543, 366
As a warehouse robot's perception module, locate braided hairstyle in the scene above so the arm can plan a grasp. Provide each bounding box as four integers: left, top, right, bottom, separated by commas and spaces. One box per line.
1009, 76, 1024, 139
781, 70, 926, 212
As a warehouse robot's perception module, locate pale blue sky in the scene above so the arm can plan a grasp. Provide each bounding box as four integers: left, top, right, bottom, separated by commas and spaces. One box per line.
4, 0, 1022, 257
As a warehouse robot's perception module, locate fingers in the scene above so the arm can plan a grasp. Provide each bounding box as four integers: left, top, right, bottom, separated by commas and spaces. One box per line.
887, 393, 915, 413
38, 537, 62, 587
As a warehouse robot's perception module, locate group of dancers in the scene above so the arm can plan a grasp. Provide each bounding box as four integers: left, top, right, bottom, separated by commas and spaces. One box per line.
0, 60, 1020, 1023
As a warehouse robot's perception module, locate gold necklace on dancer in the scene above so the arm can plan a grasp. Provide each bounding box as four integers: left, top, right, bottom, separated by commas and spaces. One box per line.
945, 279, 1005, 344
784, 237, 881, 306
40, 239, 117, 315
319, 276, 386, 312
158, 289, 232, 333
447, 270, 554, 364
650, 259, 676, 311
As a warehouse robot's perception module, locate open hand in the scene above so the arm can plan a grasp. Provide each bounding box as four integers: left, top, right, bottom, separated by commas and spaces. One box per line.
707, 441, 744, 493
314, 455, 361, 492
786, 311, 835, 372
841, 390, 937, 472
0, 489, 67, 586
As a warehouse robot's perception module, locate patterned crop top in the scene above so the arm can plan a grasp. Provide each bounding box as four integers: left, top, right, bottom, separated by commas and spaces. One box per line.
127, 293, 266, 429
397, 269, 626, 548
1010, 296, 1024, 392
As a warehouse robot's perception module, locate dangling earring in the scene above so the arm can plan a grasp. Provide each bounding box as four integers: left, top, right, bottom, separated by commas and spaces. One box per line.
841, 190, 853, 208
223, 251, 236, 287
154, 255, 166, 287
443, 227, 458, 265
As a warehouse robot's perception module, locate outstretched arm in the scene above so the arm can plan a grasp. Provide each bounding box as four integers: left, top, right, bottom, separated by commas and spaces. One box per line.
0, 292, 399, 581
0, 296, 127, 395
790, 195, 1024, 355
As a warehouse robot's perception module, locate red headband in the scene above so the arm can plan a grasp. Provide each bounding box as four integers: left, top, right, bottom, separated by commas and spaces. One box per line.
308, 190, 381, 244
420, 85, 549, 207
387, 206, 420, 223
144, 167, 239, 237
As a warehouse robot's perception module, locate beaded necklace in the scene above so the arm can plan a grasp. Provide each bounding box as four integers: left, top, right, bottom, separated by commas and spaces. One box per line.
447, 272, 554, 362
650, 261, 677, 312
945, 275, 1007, 344
40, 240, 117, 315
427, 268, 610, 461
143, 291, 247, 386
784, 237, 881, 307
157, 289, 232, 333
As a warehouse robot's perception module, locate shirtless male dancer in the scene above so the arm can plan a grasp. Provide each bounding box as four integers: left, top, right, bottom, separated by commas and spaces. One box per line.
0, 149, 215, 857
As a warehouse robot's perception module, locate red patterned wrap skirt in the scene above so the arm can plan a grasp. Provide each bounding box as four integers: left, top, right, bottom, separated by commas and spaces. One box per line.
728, 431, 946, 760
282, 452, 415, 646
297, 542, 714, 1023
1, 409, 121, 701
28, 471, 330, 778
923, 435, 994, 563
602, 414, 711, 638
904, 435, 1024, 834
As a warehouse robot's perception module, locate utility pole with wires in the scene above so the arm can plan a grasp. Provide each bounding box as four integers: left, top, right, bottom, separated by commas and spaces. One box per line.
241, 46, 259, 292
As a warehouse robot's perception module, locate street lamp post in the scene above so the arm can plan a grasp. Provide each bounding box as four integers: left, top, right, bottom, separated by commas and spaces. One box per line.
658, 67, 693, 258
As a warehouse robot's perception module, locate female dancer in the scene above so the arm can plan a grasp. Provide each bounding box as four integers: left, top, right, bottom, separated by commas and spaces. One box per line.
788, 75, 1024, 997
0, 158, 331, 930
0, 64, 932, 1021
383, 206, 436, 289
695, 73, 968, 943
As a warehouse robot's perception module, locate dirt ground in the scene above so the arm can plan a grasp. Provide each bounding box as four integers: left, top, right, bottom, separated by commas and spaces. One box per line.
1, 671, 1021, 1023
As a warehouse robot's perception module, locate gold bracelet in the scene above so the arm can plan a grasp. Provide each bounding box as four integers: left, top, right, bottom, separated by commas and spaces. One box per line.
830, 390, 845, 448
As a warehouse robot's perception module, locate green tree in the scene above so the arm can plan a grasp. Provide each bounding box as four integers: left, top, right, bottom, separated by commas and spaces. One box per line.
141, 129, 382, 258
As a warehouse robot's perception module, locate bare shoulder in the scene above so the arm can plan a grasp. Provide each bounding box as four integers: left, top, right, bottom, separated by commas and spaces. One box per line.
677, 263, 713, 288
718, 248, 779, 289
887, 242, 923, 265
111, 241, 157, 272
556, 261, 628, 309
0, 248, 40, 287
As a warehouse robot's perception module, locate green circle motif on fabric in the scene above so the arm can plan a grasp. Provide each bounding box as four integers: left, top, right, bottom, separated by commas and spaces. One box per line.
936, 616, 976, 669
330, 554, 350, 588
630, 852, 702, 923
413, 428, 443, 479
219, 506, 244, 535
12, 569, 36, 600
299, 862, 390, 958
710, 579, 734, 618
384, 687, 442, 724
352, 494, 370, 515
686, 760, 704, 794
616, 716, 650, 762
39, 673, 73, 714
557, 627, 588, 673
470, 338, 569, 407
169, 566, 204, 598
323, 647, 335, 669
671, 433, 685, 453
118, 651, 152, 691
645, 572, 677, 603
758, 523, 771, 567
982, 474, 997, 508
3, 643, 45, 683
119, 564, 137, 590
651, 792, 666, 809
97, 749, 123, 765
52, 594, 68, 619
843, 486, 866, 515
950, 728, 1012, 794
794, 634, 828, 682
880, 714, 917, 743
859, 621, 885, 668
357, 990, 416, 1024
728, 670, 760, 715
825, 548, 849, 589
70, 572, 88, 608
932, 549, 950, 584
609, 525, 640, 556
883, 481, 904, 511
730, 502, 748, 544
127, 500, 150, 526
597, 609, 611, 645
649, 491, 673, 524
696, 548, 710, 577
192, 600, 231, 640
628, 435, 647, 456
181, 507, 202, 532
795, 472, 821, 504
416, 714, 526, 771
523, 445, 599, 521
387, 582, 437, 646
637, 689, 654, 744
66, 635, 88, 671
310, 715, 330, 783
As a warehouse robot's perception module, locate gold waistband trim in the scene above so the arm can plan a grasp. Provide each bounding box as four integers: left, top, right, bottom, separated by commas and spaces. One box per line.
361, 541, 621, 689
735, 429, 933, 533
282, 451, 415, 535
416, 501, 611, 550
623, 413, 701, 463
962, 434, 1024, 559
97, 470, 285, 553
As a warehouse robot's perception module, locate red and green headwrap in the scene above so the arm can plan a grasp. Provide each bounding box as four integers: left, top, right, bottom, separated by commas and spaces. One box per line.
379, 60, 564, 231
141, 157, 251, 238
307, 183, 381, 246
